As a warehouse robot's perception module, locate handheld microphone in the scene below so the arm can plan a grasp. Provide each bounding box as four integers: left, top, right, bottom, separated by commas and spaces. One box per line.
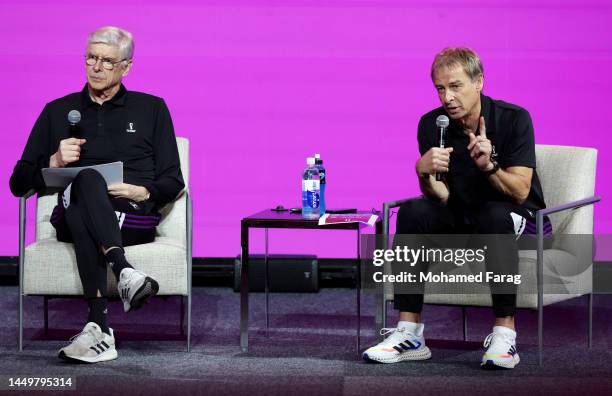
67, 110, 81, 138
435, 115, 449, 181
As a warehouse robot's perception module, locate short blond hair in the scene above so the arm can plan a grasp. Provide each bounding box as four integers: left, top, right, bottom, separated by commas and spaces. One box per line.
431, 47, 483, 82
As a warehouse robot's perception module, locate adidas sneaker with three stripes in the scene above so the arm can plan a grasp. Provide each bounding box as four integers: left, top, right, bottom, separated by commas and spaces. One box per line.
362, 322, 431, 363
117, 268, 159, 313
58, 322, 117, 363
481, 326, 520, 369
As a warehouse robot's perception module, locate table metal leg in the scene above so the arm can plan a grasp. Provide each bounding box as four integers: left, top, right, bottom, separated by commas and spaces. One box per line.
374, 221, 384, 339
240, 221, 250, 352
356, 228, 361, 354
265, 228, 270, 337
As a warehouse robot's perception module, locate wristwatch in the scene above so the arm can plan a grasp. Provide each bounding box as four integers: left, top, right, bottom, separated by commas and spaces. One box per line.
484, 160, 500, 176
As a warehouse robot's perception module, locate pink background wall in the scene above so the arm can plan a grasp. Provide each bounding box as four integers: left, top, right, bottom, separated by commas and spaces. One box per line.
1, 0, 610, 259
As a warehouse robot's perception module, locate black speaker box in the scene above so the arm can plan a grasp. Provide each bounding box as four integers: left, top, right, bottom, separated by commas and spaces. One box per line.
234, 254, 318, 292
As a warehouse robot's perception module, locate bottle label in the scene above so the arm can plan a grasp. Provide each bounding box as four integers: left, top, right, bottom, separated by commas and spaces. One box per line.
307, 191, 320, 208
302, 180, 320, 191
302, 180, 320, 209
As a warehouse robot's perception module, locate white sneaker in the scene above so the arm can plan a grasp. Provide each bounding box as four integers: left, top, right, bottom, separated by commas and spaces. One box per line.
118, 268, 159, 313
58, 322, 117, 363
362, 322, 432, 363
481, 326, 520, 369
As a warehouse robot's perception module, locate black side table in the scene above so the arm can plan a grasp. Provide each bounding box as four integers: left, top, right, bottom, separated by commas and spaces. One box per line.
240, 209, 383, 353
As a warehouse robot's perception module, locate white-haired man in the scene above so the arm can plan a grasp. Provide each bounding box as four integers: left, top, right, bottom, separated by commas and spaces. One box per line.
10, 26, 184, 363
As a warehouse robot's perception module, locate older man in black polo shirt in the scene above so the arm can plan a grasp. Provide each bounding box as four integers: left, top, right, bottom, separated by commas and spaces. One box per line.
363, 48, 548, 369
10, 26, 184, 363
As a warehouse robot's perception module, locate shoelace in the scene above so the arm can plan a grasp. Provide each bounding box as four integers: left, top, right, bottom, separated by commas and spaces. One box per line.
483, 332, 513, 349
379, 327, 400, 337
483, 332, 496, 348
122, 269, 145, 285
379, 327, 418, 347
68, 327, 102, 346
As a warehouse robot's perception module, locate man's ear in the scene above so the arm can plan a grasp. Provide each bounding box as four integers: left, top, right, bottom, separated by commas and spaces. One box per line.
475, 74, 484, 93
121, 60, 133, 77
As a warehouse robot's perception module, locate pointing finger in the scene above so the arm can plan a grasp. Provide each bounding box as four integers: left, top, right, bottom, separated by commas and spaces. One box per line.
467, 133, 477, 150
479, 116, 487, 138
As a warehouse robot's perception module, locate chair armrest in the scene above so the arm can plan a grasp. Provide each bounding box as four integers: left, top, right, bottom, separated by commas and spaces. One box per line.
535, 194, 600, 247
535, 195, 600, 298
537, 196, 600, 218
20, 189, 37, 202
382, 196, 423, 237
19, 189, 37, 254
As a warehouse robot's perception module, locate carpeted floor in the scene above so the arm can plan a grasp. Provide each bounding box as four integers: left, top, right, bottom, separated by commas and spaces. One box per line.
0, 286, 611, 395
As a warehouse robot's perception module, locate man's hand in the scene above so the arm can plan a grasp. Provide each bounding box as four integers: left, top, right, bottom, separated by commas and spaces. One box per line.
416, 147, 454, 178
49, 138, 87, 168
108, 183, 150, 202
467, 116, 493, 171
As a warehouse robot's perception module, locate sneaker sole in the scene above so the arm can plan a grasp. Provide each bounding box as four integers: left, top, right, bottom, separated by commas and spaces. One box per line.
58, 348, 118, 364
125, 277, 159, 313
481, 354, 520, 370
363, 346, 432, 363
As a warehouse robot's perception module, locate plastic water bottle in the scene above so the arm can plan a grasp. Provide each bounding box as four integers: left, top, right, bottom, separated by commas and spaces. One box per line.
314, 153, 326, 215
302, 157, 321, 219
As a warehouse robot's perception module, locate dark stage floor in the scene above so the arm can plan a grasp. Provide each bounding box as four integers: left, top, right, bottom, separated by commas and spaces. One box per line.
1, 287, 611, 395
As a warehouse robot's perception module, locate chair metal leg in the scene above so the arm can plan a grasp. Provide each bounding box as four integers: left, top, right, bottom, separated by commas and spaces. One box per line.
588, 293, 593, 349
187, 292, 192, 352
538, 304, 543, 366
537, 212, 544, 367
375, 292, 384, 338
374, 267, 384, 336
19, 293, 23, 352
19, 195, 26, 352
462, 307, 467, 341
384, 300, 388, 329
186, 190, 193, 353
43, 297, 49, 335
381, 299, 387, 332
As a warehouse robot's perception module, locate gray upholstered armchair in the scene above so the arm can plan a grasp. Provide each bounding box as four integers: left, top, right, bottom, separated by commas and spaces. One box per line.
18, 137, 193, 351
379, 144, 599, 365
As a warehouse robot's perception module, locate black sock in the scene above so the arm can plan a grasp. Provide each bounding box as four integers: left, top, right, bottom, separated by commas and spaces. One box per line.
106, 247, 133, 279
87, 298, 110, 335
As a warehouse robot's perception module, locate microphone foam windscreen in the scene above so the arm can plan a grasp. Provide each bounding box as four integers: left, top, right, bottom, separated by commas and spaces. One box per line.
436, 115, 449, 128
67, 110, 81, 124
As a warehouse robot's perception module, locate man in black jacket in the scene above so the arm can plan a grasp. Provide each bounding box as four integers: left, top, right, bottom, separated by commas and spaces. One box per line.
10, 26, 184, 363
363, 48, 548, 369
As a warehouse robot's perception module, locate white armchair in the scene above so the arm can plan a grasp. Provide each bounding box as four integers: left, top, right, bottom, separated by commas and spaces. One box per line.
18, 137, 193, 351
380, 144, 599, 365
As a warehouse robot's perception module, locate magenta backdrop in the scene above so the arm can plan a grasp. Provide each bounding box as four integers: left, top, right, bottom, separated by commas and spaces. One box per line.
1, 0, 610, 259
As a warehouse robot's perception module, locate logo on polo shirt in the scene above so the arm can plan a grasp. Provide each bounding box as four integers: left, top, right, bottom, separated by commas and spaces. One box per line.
491, 144, 498, 160
126, 122, 137, 133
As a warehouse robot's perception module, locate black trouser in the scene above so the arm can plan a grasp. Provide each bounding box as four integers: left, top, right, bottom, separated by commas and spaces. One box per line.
393, 198, 548, 318
51, 169, 158, 299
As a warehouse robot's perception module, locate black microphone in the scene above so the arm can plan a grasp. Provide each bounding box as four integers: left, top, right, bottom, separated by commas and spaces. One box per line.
435, 115, 449, 181
67, 110, 81, 138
